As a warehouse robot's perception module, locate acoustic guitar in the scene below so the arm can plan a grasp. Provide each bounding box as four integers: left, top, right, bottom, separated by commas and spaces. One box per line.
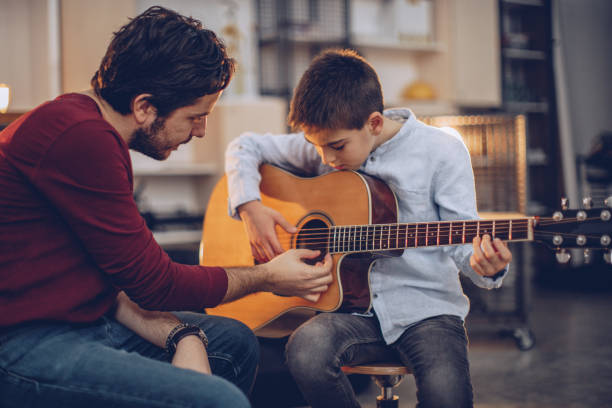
201, 164, 612, 337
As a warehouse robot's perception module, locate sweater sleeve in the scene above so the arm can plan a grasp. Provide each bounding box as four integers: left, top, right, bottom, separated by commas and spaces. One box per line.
30, 122, 228, 310
224, 131, 326, 217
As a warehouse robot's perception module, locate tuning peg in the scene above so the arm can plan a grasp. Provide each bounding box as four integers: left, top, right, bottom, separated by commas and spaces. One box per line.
582, 197, 593, 209
583, 249, 592, 264
604, 250, 612, 264
556, 249, 571, 264
561, 197, 569, 210
605, 196, 612, 208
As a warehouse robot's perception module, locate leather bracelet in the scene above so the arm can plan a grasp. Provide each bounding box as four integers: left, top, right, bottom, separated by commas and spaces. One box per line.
165, 323, 208, 356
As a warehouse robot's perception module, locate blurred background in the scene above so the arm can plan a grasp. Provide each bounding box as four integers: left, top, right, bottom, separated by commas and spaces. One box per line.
1, 1, 612, 406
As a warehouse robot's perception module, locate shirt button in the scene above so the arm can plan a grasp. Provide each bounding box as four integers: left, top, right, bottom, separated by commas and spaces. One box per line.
370, 156, 375, 161
373, 293, 378, 299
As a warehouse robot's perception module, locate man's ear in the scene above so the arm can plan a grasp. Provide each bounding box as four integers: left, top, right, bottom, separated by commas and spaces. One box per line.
367, 112, 384, 135
131, 94, 157, 125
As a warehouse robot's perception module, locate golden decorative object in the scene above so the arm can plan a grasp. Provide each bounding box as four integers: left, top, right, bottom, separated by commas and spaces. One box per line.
401, 80, 436, 100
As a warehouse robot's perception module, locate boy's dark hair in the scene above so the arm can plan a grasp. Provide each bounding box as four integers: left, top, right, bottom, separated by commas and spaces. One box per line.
288, 49, 384, 132
91, 6, 234, 117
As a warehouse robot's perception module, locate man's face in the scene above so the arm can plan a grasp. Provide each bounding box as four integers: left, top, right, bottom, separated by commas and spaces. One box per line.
129, 91, 222, 160
304, 125, 376, 171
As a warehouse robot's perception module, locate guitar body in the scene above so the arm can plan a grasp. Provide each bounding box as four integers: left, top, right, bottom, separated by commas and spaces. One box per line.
201, 164, 401, 336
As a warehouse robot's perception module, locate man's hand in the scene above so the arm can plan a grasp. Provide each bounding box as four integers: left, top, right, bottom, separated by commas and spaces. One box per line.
223, 249, 334, 303
262, 249, 333, 302
238, 200, 297, 262
470, 235, 513, 277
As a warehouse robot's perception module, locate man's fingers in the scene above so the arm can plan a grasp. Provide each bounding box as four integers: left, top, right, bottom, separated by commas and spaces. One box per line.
302, 293, 321, 303
295, 248, 322, 259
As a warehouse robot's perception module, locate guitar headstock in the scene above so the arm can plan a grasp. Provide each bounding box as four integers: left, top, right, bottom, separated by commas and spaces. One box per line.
534, 197, 612, 264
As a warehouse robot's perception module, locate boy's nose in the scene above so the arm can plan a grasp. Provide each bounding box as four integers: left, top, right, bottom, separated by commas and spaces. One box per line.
320, 147, 335, 165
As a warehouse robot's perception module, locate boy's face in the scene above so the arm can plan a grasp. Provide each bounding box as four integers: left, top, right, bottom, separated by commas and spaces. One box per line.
304, 125, 377, 171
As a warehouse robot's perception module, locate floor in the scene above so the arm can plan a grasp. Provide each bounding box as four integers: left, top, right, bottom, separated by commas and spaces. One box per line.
352, 287, 612, 408
252, 262, 612, 408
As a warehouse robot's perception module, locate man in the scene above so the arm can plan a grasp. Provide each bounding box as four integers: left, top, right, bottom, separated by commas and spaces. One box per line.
0, 6, 332, 408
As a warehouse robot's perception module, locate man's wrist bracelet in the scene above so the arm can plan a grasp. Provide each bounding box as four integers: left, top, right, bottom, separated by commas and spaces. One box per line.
165, 323, 208, 356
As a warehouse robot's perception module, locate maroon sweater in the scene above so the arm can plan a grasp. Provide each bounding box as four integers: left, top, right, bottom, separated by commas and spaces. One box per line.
0, 94, 228, 327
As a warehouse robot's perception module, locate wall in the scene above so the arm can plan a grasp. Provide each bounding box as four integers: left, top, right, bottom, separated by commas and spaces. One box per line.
0, 0, 61, 111
556, 0, 612, 156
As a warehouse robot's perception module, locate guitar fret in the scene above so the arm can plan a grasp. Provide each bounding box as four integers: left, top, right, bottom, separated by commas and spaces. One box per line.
509, 220, 512, 240
359, 226, 362, 251
396, 224, 400, 249
327, 217, 530, 254
346, 226, 350, 252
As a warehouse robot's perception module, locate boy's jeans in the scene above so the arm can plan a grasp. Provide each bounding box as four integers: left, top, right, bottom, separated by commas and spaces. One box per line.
0, 311, 258, 408
286, 313, 473, 408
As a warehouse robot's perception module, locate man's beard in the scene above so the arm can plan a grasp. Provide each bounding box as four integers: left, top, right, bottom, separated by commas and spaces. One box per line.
129, 116, 168, 160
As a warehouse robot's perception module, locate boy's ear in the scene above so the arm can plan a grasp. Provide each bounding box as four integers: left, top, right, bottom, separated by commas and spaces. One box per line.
131, 94, 157, 125
367, 112, 384, 135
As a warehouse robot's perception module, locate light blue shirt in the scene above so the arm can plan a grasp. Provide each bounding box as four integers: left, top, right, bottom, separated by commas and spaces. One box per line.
225, 108, 507, 344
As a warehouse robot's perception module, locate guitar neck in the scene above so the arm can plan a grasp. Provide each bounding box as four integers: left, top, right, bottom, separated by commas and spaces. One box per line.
328, 218, 535, 254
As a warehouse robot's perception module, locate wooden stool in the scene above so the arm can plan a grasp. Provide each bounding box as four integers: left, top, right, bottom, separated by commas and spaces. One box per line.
342, 362, 412, 408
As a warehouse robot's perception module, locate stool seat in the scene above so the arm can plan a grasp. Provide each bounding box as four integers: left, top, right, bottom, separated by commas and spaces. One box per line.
342, 362, 412, 407
342, 363, 411, 376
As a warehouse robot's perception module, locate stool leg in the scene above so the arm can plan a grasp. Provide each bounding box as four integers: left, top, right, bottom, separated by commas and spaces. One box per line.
372, 375, 404, 408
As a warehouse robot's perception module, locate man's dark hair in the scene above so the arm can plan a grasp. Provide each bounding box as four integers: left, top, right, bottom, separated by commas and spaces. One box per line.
91, 6, 235, 117
288, 48, 384, 132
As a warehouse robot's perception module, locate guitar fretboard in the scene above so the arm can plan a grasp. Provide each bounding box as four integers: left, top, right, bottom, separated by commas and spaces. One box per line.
328, 218, 533, 254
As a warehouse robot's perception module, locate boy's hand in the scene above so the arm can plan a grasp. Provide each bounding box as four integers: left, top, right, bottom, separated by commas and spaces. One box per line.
238, 200, 297, 262
470, 235, 513, 277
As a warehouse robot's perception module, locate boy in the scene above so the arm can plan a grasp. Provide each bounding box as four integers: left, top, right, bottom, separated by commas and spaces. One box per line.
225, 49, 511, 407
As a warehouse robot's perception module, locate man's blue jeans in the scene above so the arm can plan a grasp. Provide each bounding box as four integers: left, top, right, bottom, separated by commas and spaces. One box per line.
0, 311, 258, 408
286, 313, 473, 408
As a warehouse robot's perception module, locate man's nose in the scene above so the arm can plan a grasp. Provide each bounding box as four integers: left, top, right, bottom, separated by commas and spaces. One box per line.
192, 117, 207, 138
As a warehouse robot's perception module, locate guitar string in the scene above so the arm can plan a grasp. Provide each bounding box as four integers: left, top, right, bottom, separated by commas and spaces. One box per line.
265, 216, 606, 237
268, 219, 609, 247
271, 230, 608, 248
266, 217, 600, 236
269, 216, 607, 240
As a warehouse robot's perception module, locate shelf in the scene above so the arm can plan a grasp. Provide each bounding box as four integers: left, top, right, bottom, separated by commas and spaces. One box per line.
386, 100, 458, 116
153, 229, 202, 246
526, 148, 549, 165
503, 48, 546, 60
502, 0, 544, 7
351, 36, 444, 53
504, 101, 549, 113
133, 163, 218, 177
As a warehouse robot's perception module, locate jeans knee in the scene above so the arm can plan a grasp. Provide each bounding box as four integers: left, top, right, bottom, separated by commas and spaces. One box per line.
199, 379, 251, 408
285, 322, 336, 376
417, 367, 473, 408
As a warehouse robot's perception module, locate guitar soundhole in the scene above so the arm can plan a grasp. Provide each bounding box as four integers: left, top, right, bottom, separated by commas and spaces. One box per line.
295, 218, 329, 265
